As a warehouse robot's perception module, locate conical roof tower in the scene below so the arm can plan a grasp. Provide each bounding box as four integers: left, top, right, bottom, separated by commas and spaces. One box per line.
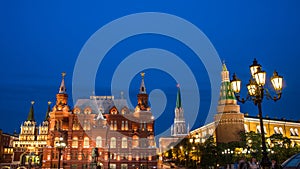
215, 62, 245, 143
27, 101, 35, 122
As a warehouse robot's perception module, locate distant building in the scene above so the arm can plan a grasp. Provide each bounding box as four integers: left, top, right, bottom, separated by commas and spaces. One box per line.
0, 130, 18, 166
42, 72, 157, 169
12, 100, 50, 167
189, 63, 300, 146
159, 85, 188, 154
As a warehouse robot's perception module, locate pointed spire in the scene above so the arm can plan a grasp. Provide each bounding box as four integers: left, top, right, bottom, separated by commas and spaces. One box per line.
219, 62, 236, 102
176, 84, 182, 108
27, 101, 35, 121
59, 72, 66, 94
44, 101, 51, 121
139, 72, 146, 94
222, 60, 228, 71
221, 62, 229, 82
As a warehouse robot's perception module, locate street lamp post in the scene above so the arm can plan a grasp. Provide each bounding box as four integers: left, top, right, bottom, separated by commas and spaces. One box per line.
55, 136, 66, 169
230, 59, 283, 169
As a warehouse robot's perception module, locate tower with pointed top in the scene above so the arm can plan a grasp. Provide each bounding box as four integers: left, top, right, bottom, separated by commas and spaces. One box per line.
135, 72, 150, 111
214, 63, 245, 143
48, 72, 71, 132
12, 101, 48, 165
171, 85, 188, 137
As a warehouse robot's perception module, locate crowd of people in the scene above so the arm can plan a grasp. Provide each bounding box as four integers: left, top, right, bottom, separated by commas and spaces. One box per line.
237, 157, 280, 169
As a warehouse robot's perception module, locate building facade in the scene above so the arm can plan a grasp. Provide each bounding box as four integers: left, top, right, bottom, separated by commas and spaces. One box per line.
42, 72, 157, 169
12, 101, 50, 168
189, 63, 300, 146
0, 130, 18, 166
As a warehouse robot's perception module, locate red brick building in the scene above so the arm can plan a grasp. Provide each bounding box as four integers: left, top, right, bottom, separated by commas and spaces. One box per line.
42, 73, 157, 169
0, 130, 18, 166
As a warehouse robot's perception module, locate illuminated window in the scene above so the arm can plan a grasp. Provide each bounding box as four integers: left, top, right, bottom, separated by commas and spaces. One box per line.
96, 136, 102, 148
274, 127, 279, 134
279, 127, 284, 134
290, 128, 296, 136
148, 135, 155, 147
256, 126, 266, 134
84, 137, 89, 148
121, 137, 127, 148
72, 137, 78, 148
110, 164, 116, 169
110, 137, 116, 148
121, 121, 124, 130
84, 107, 91, 114
121, 164, 128, 169
83, 120, 90, 131
132, 135, 139, 148
114, 121, 117, 130
295, 128, 299, 136
125, 121, 128, 130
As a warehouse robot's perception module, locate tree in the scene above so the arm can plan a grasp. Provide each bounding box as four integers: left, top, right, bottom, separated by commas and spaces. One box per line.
200, 136, 218, 169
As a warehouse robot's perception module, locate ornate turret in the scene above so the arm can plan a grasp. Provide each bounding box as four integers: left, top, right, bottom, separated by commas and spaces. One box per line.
55, 72, 69, 109
59, 72, 66, 94
140, 72, 146, 94
44, 101, 51, 121
27, 101, 35, 122
136, 72, 150, 111
172, 84, 187, 137
215, 62, 244, 143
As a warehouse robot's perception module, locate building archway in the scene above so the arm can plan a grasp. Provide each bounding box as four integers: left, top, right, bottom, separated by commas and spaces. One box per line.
19, 153, 27, 166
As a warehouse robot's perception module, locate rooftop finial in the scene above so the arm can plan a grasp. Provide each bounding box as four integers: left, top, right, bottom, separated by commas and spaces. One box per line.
62, 72, 66, 78
59, 72, 67, 94
141, 72, 145, 78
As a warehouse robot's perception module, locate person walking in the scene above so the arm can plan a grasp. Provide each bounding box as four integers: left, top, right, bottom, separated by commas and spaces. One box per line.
248, 158, 259, 169
271, 159, 280, 169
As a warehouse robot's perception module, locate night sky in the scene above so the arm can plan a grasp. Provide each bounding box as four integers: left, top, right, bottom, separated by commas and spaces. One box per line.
1, 1, 300, 136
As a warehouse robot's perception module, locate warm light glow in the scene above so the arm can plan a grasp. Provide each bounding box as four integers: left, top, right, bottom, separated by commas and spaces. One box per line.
254, 69, 266, 86
231, 73, 241, 93
247, 80, 257, 96
271, 71, 283, 91
250, 58, 261, 77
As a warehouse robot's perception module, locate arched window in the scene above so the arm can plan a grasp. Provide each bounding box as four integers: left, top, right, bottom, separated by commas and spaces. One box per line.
274, 127, 279, 134
279, 127, 284, 134
96, 136, 102, 148
290, 128, 295, 136
121, 137, 127, 148
148, 135, 155, 147
110, 137, 116, 148
256, 126, 261, 133
84, 137, 89, 148
264, 126, 267, 134
132, 135, 139, 148
72, 137, 78, 148
295, 128, 299, 136
83, 120, 90, 131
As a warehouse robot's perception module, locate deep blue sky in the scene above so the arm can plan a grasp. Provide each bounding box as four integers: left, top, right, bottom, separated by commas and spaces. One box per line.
0, 1, 300, 135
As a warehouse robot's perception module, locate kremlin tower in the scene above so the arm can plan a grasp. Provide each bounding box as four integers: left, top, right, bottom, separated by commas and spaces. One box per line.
214, 63, 245, 143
